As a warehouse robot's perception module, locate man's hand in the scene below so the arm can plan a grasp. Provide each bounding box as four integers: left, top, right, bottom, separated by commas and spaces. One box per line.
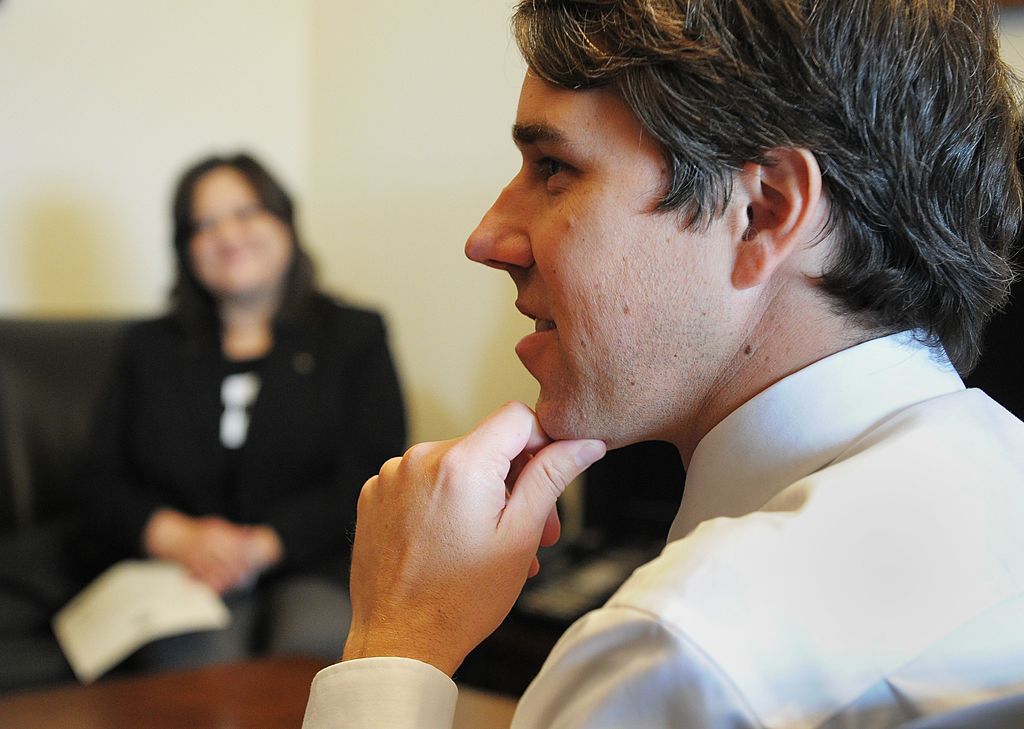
342, 401, 606, 676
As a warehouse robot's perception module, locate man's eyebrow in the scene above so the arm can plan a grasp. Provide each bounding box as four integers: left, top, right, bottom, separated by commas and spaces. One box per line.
512, 123, 566, 148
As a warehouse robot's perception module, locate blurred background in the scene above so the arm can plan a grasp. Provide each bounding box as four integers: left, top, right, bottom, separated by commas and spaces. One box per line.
2, 0, 1024, 446
0, 0, 532, 446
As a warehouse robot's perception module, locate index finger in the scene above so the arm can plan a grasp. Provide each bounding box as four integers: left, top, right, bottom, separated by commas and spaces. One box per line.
460, 401, 552, 467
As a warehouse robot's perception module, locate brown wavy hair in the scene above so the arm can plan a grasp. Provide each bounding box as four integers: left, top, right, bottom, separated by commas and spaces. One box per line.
513, 0, 1023, 372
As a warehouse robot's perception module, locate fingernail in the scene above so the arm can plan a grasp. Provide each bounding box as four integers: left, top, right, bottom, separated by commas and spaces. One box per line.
575, 440, 607, 468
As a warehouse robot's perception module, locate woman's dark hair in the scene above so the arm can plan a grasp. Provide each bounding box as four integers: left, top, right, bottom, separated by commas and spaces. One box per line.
513, 0, 1023, 372
169, 152, 318, 340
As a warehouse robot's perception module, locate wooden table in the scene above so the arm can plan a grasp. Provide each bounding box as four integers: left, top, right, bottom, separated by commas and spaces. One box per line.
0, 655, 326, 729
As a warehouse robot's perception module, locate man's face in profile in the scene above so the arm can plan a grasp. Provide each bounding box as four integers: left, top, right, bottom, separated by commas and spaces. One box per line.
465, 73, 748, 448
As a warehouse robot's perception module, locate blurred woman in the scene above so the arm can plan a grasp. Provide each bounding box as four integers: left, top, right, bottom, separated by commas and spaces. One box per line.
82, 153, 405, 668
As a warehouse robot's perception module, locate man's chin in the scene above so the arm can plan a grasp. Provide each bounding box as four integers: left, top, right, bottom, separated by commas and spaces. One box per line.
534, 398, 579, 441
535, 397, 644, 451
535, 398, 606, 444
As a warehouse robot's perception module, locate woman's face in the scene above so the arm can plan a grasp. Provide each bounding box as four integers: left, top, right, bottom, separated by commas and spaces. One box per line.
188, 166, 294, 308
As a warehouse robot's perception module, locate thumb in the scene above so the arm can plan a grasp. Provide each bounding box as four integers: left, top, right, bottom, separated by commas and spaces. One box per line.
539, 504, 561, 548
503, 439, 606, 536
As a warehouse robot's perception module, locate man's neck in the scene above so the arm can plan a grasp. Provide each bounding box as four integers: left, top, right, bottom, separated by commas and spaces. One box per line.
672, 288, 875, 466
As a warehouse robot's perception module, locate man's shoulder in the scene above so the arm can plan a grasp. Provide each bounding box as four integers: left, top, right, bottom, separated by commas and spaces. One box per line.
857, 385, 1023, 445
601, 386, 1024, 726
827, 387, 1024, 489
623, 388, 1024, 615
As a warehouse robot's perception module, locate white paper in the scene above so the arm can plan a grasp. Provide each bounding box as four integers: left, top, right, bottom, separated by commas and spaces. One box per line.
52, 559, 231, 683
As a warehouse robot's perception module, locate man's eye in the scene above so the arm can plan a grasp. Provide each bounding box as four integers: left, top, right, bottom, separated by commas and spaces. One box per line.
536, 157, 568, 180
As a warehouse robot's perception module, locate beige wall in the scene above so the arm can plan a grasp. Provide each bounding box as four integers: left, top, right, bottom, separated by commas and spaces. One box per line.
304, 1, 535, 442
0, 0, 309, 317
3, 3, 1024, 444
0, 0, 531, 444
1001, 7, 1024, 67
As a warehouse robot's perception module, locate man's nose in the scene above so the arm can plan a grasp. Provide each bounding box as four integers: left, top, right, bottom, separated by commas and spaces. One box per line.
465, 183, 534, 271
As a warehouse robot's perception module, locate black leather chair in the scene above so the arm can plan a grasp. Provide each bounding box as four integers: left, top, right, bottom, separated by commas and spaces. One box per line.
0, 318, 129, 692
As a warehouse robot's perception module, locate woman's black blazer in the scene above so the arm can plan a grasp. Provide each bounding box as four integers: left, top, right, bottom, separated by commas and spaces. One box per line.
81, 296, 406, 579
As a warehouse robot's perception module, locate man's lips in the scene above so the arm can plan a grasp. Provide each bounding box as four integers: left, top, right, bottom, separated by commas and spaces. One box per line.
515, 307, 557, 373
516, 302, 557, 333
516, 316, 556, 374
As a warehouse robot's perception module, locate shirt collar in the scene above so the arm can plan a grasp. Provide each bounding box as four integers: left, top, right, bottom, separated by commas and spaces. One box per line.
667, 331, 965, 542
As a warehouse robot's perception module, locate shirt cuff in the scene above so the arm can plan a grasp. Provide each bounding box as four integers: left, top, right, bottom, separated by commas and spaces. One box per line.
302, 657, 459, 729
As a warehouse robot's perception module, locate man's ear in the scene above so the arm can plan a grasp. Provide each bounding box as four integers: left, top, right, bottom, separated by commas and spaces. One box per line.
731, 148, 823, 290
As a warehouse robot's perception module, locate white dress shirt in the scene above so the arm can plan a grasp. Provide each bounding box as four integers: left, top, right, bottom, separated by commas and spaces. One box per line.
304, 332, 1024, 728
